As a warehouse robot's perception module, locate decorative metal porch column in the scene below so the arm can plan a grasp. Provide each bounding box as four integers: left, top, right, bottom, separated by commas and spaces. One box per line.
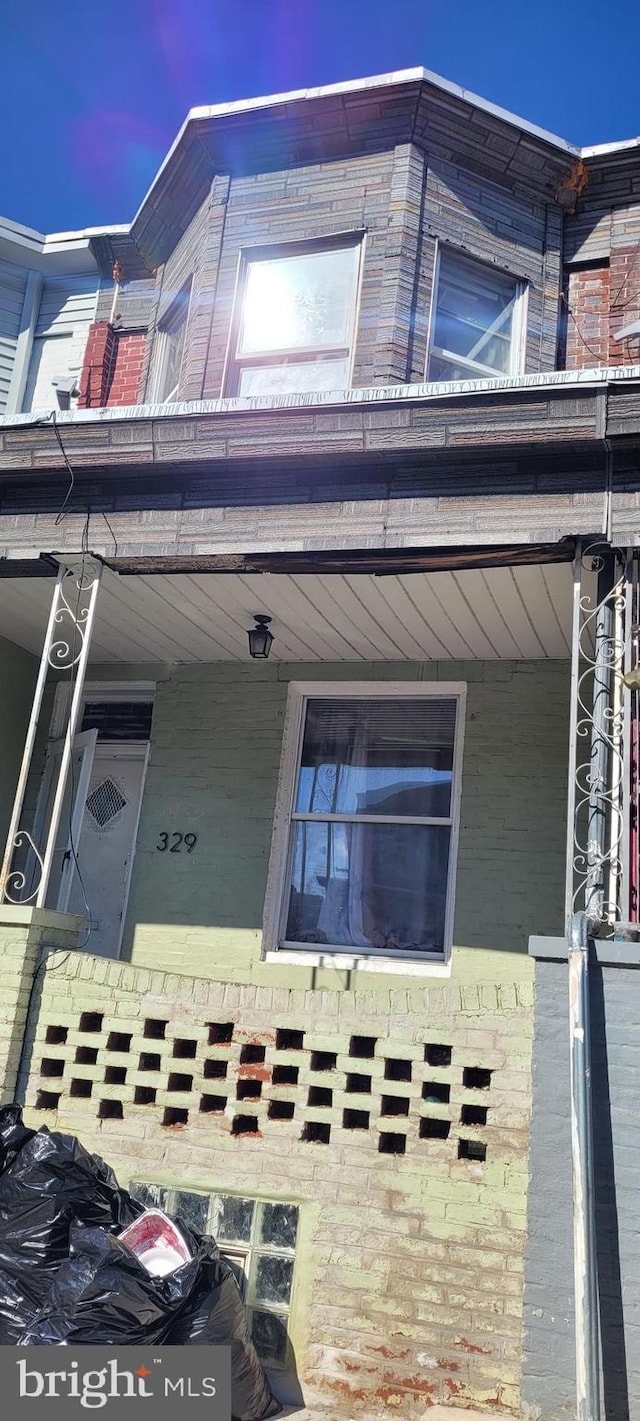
565, 540, 636, 1421
0, 557, 103, 909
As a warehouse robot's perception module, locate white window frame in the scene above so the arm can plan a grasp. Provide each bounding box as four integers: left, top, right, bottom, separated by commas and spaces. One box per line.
427, 243, 527, 383
263, 681, 466, 969
223, 234, 364, 397
151, 282, 192, 402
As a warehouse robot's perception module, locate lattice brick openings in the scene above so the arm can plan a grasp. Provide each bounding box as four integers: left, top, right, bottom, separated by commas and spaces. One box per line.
23, 951, 532, 1416
34, 1014, 492, 1160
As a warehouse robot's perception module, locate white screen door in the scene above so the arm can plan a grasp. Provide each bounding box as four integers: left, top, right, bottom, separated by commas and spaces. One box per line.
32, 729, 98, 911
64, 747, 148, 957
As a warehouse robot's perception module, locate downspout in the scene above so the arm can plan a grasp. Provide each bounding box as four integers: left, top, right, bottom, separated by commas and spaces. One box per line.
568, 909, 600, 1421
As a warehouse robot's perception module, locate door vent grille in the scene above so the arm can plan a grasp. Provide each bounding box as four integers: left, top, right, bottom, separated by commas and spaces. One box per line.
86, 778, 127, 828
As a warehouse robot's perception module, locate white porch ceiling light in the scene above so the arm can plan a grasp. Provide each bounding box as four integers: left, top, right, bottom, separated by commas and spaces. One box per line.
247, 614, 274, 659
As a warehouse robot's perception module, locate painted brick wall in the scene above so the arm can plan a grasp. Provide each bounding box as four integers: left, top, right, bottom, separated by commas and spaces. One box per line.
21, 941, 534, 1418
523, 956, 640, 1421
115, 658, 569, 976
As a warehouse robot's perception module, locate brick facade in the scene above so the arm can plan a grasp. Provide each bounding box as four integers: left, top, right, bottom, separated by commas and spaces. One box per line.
610, 243, 640, 367
565, 249, 640, 371
565, 265, 611, 369
78, 321, 146, 408
105, 331, 146, 407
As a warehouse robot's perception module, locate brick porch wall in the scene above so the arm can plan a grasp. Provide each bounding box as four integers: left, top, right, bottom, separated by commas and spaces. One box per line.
19, 945, 533, 1419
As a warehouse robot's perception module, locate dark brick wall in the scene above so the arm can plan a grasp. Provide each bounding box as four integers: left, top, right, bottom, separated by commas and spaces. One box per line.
523, 956, 640, 1421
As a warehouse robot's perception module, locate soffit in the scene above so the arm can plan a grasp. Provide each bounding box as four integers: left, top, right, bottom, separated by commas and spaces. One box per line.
0, 564, 573, 664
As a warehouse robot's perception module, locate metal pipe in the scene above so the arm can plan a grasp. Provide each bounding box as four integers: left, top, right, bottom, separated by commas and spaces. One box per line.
568, 910, 600, 1421
565, 544, 583, 927
0, 566, 65, 900
35, 562, 102, 908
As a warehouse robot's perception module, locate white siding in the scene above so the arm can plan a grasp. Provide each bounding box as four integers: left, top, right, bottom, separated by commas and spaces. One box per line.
0, 262, 27, 414
35, 275, 97, 335
23, 275, 98, 412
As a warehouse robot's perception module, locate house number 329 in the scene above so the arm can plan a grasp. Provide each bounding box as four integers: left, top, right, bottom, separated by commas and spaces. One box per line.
156, 832, 198, 853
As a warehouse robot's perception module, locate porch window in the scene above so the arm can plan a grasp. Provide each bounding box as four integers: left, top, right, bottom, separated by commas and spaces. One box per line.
152, 282, 191, 401
130, 1184, 298, 1368
269, 685, 464, 960
225, 239, 362, 396
428, 249, 525, 382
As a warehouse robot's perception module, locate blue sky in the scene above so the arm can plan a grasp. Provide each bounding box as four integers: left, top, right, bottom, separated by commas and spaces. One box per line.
4, 0, 640, 233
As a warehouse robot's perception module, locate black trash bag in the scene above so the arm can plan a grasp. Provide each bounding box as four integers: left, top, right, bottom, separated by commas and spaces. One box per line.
0, 1105, 140, 1344
0, 1105, 35, 1175
169, 1253, 280, 1421
20, 1223, 205, 1346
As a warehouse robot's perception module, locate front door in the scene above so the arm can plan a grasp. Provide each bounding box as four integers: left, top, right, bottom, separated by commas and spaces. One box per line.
64, 746, 148, 957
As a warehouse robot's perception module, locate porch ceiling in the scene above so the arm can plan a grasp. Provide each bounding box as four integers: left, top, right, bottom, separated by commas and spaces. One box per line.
0, 564, 573, 663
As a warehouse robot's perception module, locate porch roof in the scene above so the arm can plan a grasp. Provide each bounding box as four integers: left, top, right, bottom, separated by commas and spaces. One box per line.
0, 562, 574, 663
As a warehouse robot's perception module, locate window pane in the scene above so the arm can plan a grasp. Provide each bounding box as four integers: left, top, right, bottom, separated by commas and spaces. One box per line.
433, 252, 516, 376
429, 354, 495, 383
81, 701, 153, 742
163, 325, 185, 396
251, 1310, 289, 1366
238, 246, 358, 356
255, 1254, 295, 1307
214, 1195, 255, 1243
295, 698, 455, 818
174, 1190, 210, 1235
285, 820, 451, 953
238, 358, 349, 397
260, 1203, 299, 1251
129, 1182, 166, 1210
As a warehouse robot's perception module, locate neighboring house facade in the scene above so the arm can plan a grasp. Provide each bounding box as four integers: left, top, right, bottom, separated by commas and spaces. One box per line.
0, 68, 639, 1419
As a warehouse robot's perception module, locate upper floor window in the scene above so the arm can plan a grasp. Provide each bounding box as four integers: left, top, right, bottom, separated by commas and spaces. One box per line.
152, 282, 190, 402
428, 249, 526, 382
226, 239, 362, 397
265, 683, 465, 961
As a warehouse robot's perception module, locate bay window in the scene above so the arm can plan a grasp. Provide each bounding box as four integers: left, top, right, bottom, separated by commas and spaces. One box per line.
226, 239, 362, 396
428, 248, 526, 382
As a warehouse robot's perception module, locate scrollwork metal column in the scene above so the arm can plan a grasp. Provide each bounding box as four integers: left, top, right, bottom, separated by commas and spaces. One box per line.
565, 539, 632, 1421
0, 558, 103, 908
570, 543, 627, 929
